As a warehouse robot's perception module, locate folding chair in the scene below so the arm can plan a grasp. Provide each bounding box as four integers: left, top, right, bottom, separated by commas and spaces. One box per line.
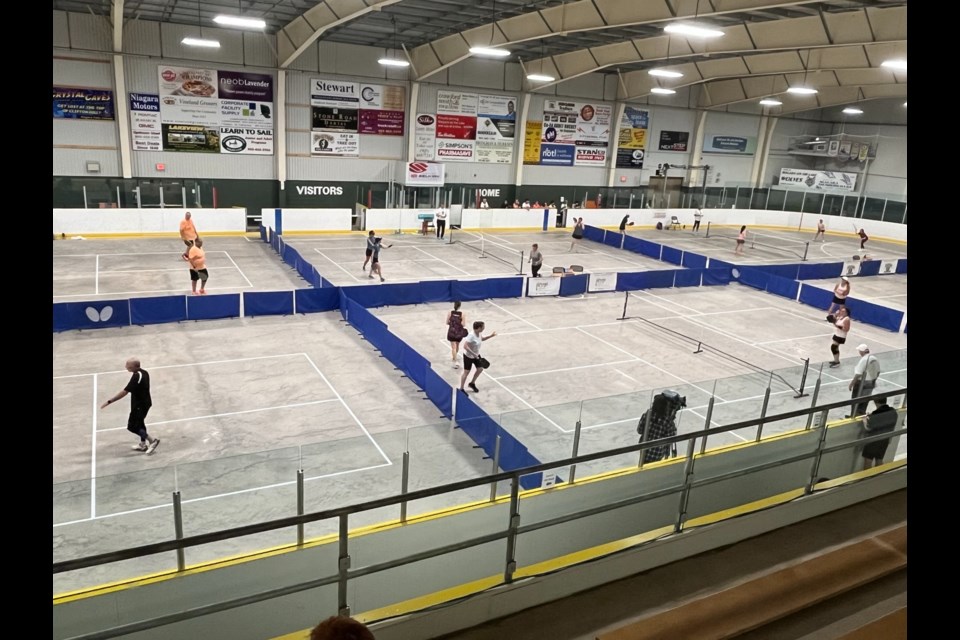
669, 215, 681, 229
569, 265, 584, 273
552, 266, 566, 275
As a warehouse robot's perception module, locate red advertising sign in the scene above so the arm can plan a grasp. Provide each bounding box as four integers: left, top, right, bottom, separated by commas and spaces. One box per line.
435, 114, 476, 140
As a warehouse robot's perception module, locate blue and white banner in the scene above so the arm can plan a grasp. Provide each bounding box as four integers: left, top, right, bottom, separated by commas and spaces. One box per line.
53, 87, 115, 120
589, 272, 618, 292
527, 277, 561, 297
704, 133, 757, 154
129, 93, 161, 151
778, 168, 858, 192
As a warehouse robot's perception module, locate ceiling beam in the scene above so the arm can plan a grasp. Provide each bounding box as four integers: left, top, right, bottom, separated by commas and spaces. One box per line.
112, 0, 124, 52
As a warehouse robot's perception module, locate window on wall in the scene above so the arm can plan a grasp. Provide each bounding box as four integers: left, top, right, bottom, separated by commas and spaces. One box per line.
767, 189, 786, 210
823, 194, 844, 215
840, 196, 860, 217
883, 200, 906, 224
861, 197, 885, 220
784, 190, 804, 212
801, 192, 823, 214
751, 188, 769, 210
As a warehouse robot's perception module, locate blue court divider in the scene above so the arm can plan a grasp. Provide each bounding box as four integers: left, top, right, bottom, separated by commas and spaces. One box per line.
859, 260, 881, 276
338, 289, 349, 320
244, 291, 294, 317
421, 279, 453, 303
282, 243, 298, 268
896, 259, 907, 274
379, 282, 422, 307
661, 246, 683, 266
424, 368, 453, 418
451, 277, 523, 302
294, 288, 340, 313
637, 239, 663, 261
710, 259, 734, 270
53, 299, 130, 332
450, 279, 490, 302
259, 225, 267, 242
737, 267, 770, 291
702, 267, 732, 286
602, 231, 623, 248
455, 393, 541, 490
320, 276, 335, 289
130, 295, 188, 325
402, 346, 430, 390
559, 273, 589, 296
681, 252, 708, 269
765, 274, 800, 301
616, 269, 676, 291
674, 269, 703, 288
583, 225, 605, 243
798, 283, 835, 310
187, 293, 241, 321
846, 297, 904, 332
622, 235, 645, 254
754, 264, 801, 280
340, 285, 387, 309
798, 262, 843, 281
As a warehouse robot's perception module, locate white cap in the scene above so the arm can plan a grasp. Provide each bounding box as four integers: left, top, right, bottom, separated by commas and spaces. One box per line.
857, 344, 869, 353
841, 276, 849, 282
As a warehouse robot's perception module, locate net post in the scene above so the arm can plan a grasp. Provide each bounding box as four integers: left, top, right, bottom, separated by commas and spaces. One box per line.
705, 221, 711, 238
517, 250, 525, 276
802, 241, 809, 262
479, 235, 486, 259
617, 290, 630, 320
693, 341, 703, 354
794, 358, 810, 398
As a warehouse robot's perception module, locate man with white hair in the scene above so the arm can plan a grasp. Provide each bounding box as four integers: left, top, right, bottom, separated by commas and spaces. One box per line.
848, 344, 881, 418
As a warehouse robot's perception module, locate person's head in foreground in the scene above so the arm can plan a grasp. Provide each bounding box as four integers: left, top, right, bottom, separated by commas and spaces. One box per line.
310, 615, 375, 640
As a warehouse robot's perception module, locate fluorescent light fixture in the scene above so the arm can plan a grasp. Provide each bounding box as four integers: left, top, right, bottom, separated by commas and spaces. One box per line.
787, 87, 818, 95
842, 107, 863, 115
759, 99, 782, 106
881, 59, 907, 70
469, 47, 511, 57
526, 73, 555, 82
903, 102, 907, 107
651, 87, 676, 95
213, 15, 266, 29
664, 23, 724, 38
378, 57, 410, 67
649, 69, 683, 78
182, 37, 221, 48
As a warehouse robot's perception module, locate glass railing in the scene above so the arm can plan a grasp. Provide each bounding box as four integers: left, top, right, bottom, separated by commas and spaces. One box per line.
54, 349, 906, 596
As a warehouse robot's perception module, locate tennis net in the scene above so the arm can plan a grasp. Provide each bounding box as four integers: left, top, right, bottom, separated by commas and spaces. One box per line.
705, 223, 809, 261
450, 228, 525, 274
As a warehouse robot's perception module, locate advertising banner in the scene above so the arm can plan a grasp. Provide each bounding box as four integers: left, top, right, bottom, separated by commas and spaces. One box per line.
53, 87, 114, 120
778, 168, 858, 192
589, 272, 618, 292
704, 133, 757, 154
414, 114, 436, 161
658, 130, 689, 152
129, 93, 162, 151
358, 83, 405, 136
476, 94, 516, 164
523, 120, 542, 165
220, 127, 273, 155
312, 131, 359, 156
527, 277, 561, 297
161, 123, 220, 153
405, 161, 445, 187
542, 100, 612, 166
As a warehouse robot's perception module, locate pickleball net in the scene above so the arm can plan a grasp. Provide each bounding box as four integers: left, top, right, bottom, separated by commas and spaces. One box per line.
449, 228, 525, 274
705, 223, 810, 261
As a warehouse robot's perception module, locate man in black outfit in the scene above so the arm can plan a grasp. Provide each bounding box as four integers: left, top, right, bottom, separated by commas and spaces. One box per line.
619, 214, 630, 232
861, 396, 898, 469
101, 358, 160, 454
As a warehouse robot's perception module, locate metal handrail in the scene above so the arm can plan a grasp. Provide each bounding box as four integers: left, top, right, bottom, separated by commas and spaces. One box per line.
54, 388, 904, 575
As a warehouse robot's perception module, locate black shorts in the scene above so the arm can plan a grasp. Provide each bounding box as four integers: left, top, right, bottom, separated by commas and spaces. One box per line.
463, 355, 480, 371
372, 256, 379, 264
736, 239, 745, 245
832, 336, 846, 345
190, 269, 209, 282
365, 249, 373, 257
127, 406, 151, 435
862, 438, 890, 460
832, 295, 847, 305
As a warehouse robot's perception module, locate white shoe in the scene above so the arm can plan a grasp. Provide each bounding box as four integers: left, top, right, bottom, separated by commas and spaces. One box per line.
453, 362, 460, 369
147, 439, 160, 455
132, 443, 148, 452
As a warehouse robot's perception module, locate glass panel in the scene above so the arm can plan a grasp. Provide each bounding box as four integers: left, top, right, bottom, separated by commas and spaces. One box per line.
861, 197, 885, 220
735, 187, 752, 209
801, 192, 824, 213
823, 194, 844, 216
751, 188, 768, 210
784, 190, 804, 212
883, 201, 906, 224
767, 188, 786, 211
841, 195, 860, 217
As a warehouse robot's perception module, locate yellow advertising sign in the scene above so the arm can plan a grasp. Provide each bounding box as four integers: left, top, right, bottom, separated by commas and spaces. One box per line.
524, 120, 542, 164
618, 128, 647, 149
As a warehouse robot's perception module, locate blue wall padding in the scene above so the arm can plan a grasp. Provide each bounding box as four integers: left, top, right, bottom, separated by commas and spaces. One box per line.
187, 293, 241, 321
638, 239, 662, 260
259, 225, 267, 242
559, 274, 589, 296
338, 289, 349, 320
895, 259, 907, 274
380, 283, 423, 307
583, 225, 605, 242
737, 267, 770, 291
455, 393, 498, 454
622, 235, 645, 254
681, 252, 708, 269
420, 280, 453, 303
765, 275, 800, 300
798, 284, 835, 310
244, 291, 294, 316
450, 279, 489, 302
702, 268, 732, 286
798, 262, 843, 281
340, 285, 386, 309
485, 277, 524, 299
131, 295, 187, 325
674, 269, 703, 288
603, 231, 623, 248
425, 368, 453, 418
294, 288, 340, 313
616, 270, 676, 291
848, 298, 904, 332
661, 246, 683, 265
710, 259, 733, 269
755, 264, 800, 280
53, 299, 130, 332
402, 346, 430, 390
859, 260, 881, 276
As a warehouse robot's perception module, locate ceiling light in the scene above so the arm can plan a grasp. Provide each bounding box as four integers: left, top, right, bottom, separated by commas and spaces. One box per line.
649, 69, 683, 78
526, 74, 555, 82
469, 47, 511, 57
651, 87, 676, 95
182, 37, 221, 48
842, 107, 863, 115
903, 102, 907, 107
664, 24, 724, 38
759, 99, 782, 106
378, 57, 410, 67
213, 15, 266, 29
787, 87, 818, 95
881, 60, 907, 70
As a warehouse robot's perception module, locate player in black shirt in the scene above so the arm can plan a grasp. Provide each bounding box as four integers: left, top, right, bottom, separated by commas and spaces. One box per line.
101, 358, 160, 454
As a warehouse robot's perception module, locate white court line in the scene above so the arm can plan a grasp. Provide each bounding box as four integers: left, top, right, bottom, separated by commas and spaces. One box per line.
223, 251, 254, 287
244, 236, 251, 242
314, 248, 364, 283
413, 246, 471, 275
98, 267, 231, 274
54, 353, 310, 379
486, 299, 540, 330
54, 462, 393, 528
869, 293, 908, 300
57, 250, 232, 258
494, 358, 640, 380
91, 375, 99, 518
755, 333, 834, 345
95, 255, 99, 295
614, 369, 638, 382
53, 285, 254, 299
480, 375, 568, 432
100, 399, 342, 432
302, 353, 391, 465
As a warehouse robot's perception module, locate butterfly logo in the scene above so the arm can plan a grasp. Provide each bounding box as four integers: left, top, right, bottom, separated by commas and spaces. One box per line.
84, 306, 114, 323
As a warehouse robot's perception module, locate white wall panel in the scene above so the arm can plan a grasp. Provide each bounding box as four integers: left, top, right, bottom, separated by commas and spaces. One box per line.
123, 18, 162, 56
53, 55, 113, 87
703, 111, 762, 138
244, 33, 278, 68
53, 10, 70, 48
131, 152, 276, 180
523, 164, 608, 185
66, 12, 111, 52
290, 42, 321, 72
443, 163, 514, 184
446, 58, 510, 90
54, 119, 118, 146
52, 149, 119, 177
553, 74, 605, 100
287, 156, 397, 182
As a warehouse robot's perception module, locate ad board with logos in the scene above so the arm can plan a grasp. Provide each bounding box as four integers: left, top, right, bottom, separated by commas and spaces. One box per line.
310, 78, 406, 157
658, 130, 689, 152
405, 162, 445, 187
778, 168, 858, 192
541, 100, 613, 167
418, 90, 516, 164
527, 277, 562, 297
704, 133, 757, 155
153, 65, 274, 155
614, 107, 649, 169
53, 87, 115, 120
